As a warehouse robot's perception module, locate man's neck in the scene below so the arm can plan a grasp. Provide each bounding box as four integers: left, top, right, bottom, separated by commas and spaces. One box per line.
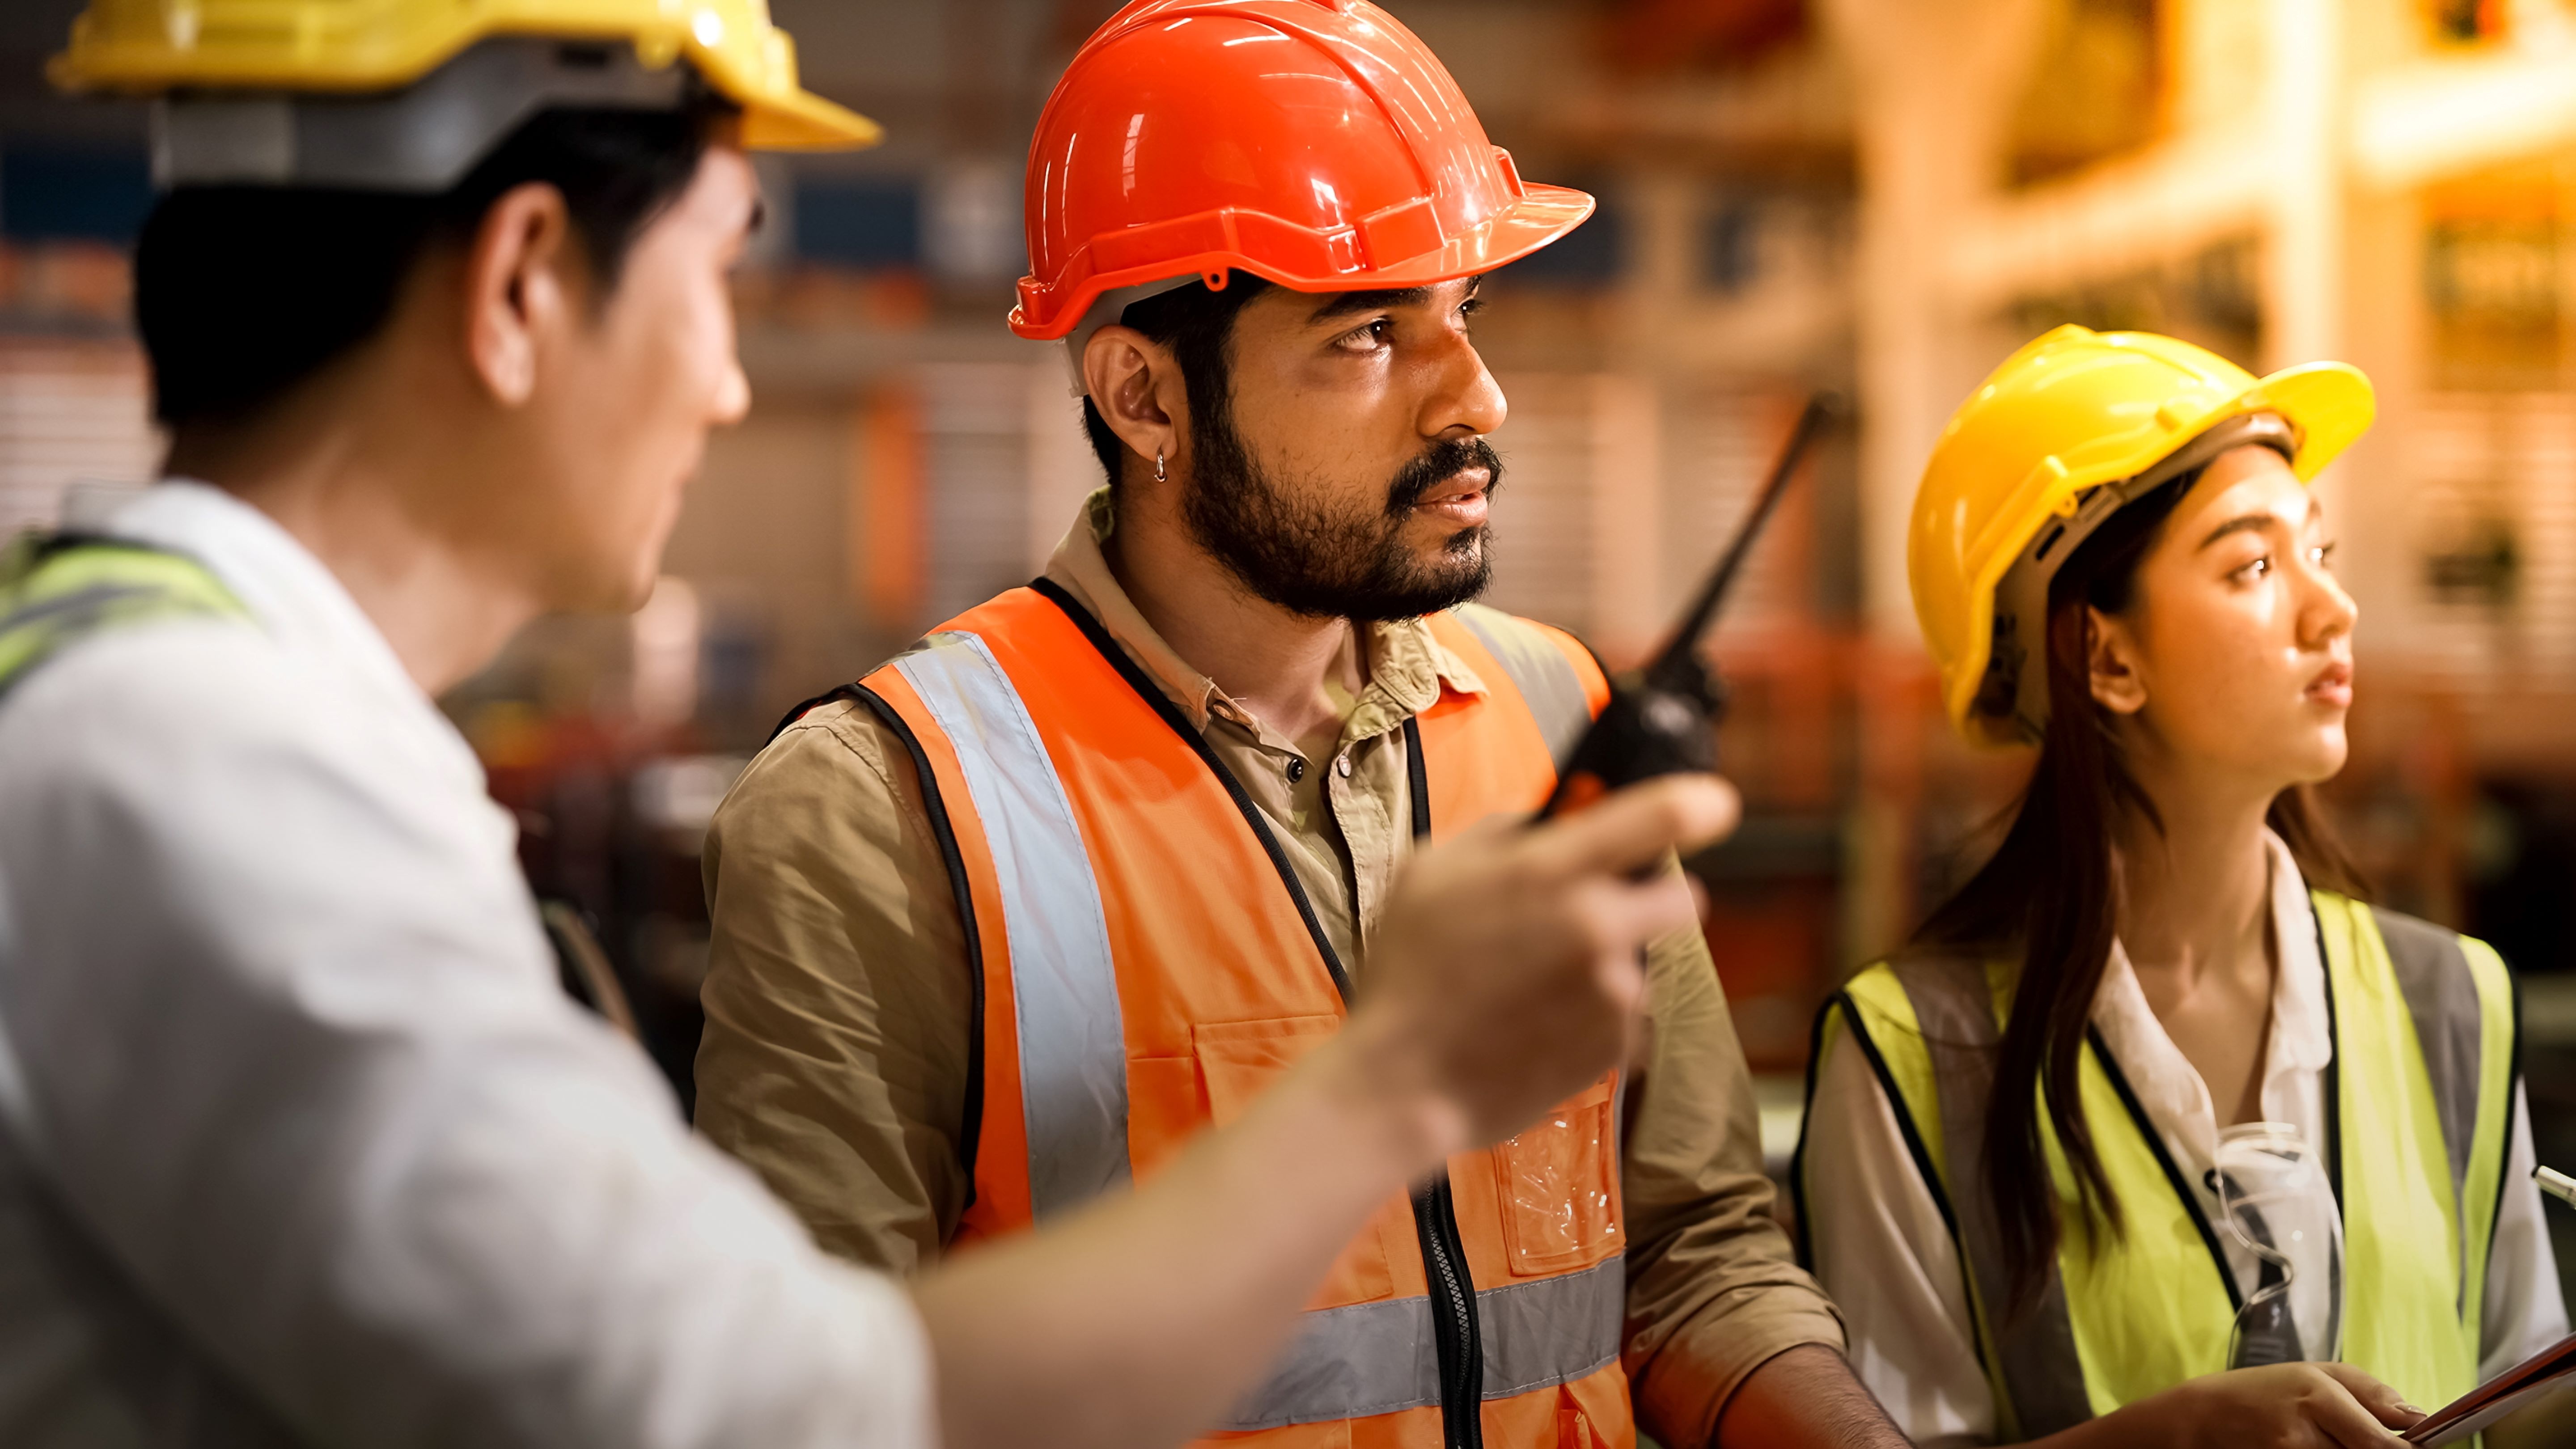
165, 384, 542, 696
1104, 491, 1365, 753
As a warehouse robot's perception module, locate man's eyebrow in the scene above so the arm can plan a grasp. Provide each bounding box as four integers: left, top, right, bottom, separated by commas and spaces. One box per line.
1310, 286, 1435, 323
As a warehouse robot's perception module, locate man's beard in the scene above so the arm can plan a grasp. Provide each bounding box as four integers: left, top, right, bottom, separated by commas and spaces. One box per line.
1180, 405, 1501, 622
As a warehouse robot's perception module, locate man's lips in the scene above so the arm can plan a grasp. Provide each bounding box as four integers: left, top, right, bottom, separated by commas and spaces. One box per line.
1411, 470, 1491, 525
2306, 660, 2354, 709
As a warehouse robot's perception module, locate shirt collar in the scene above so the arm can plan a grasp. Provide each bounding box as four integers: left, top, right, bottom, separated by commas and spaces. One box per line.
2259, 829, 2333, 1078
97, 481, 475, 775
1040, 487, 1487, 736
2090, 828, 2332, 1126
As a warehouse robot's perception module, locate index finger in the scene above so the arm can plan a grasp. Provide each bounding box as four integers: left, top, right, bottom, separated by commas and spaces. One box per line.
1521, 775, 1740, 880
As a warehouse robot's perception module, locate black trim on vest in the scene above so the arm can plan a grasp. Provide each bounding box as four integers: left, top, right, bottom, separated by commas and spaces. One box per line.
2316, 909, 2346, 1215
765, 681, 990, 1209
767, 683, 864, 744
1404, 713, 1432, 839
1030, 576, 1358, 1002
1398, 713, 1486, 1449
849, 685, 988, 1208
1564, 630, 1614, 692
1789, 1002, 1831, 1272
1803, 985, 1999, 1382
1803, 991, 1995, 1384
2493, 963, 2523, 1305
1037, 580, 1491, 1449
1822, 994, 1967, 1252
2088, 1024, 2245, 1314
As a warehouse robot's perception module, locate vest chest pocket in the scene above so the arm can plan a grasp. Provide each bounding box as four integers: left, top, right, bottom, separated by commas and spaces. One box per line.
1194, 1015, 1397, 1309
1496, 1076, 1622, 1275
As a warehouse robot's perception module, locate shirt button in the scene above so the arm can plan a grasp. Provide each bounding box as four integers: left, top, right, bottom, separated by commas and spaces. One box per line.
1335, 754, 1353, 778
1286, 757, 1306, 783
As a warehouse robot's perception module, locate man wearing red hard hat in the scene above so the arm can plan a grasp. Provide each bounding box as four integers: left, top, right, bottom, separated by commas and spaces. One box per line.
700, 4, 1903, 1447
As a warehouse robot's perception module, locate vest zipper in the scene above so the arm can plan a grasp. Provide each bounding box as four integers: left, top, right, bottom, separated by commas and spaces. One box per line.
1396, 716, 1484, 1449
1411, 1174, 1485, 1449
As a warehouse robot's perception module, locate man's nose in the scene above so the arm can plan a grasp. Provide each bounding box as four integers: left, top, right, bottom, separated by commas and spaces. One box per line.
1423, 330, 1506, 440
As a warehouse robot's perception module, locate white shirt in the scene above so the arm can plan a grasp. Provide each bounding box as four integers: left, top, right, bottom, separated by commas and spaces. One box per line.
0, 483, 933, 1449
1804, 832, 2567, 1446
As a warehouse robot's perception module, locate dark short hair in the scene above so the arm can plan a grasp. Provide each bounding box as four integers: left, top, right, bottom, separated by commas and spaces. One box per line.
135, 95, 733, 429
1080, 274, 1275, 485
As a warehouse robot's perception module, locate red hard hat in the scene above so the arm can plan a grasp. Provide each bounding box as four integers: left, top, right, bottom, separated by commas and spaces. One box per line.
1010, 0, 1594, 340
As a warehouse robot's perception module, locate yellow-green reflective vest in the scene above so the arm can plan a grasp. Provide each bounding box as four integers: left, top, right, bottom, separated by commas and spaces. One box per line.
1803, 893, 2517, 1441
0, 532, 246, 699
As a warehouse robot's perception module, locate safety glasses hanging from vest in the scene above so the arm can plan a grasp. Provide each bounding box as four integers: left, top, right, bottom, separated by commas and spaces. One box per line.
2209, 1122, 2346, 1369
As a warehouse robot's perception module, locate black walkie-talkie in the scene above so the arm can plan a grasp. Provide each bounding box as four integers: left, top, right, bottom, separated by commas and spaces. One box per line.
1537, 392, 1841, 819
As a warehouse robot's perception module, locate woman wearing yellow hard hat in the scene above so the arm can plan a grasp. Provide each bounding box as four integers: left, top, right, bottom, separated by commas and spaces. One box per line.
1796, 326, 2567, 1444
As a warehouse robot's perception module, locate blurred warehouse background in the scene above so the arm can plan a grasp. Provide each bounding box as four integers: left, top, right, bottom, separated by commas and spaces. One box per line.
8, 0, 2576, 1268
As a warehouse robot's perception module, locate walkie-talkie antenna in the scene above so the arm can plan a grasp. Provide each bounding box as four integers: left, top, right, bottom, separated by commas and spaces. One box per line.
1535, 389, 1842, 819
1643, 394, 1839, 689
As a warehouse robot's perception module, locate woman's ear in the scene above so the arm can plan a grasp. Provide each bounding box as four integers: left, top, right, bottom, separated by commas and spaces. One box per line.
1082, 326, 1181, 485
2086, 606, 2149, 715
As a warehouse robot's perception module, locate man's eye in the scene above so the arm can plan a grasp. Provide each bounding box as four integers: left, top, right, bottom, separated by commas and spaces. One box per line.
1337, 319, 1394, 351
2234, 556, 2272, 582
2310, 542, 2338, 569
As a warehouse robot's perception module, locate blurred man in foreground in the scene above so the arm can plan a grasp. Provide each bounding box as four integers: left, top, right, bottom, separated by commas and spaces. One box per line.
0, 5, 1733, 1446
699, 4, 1901, 1446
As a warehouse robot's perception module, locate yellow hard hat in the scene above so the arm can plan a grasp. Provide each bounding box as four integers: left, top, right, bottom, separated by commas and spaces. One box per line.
52, 0, 878, 163
1911, 324, 2376, 747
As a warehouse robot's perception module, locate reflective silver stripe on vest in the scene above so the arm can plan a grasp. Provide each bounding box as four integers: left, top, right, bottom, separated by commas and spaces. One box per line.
895, 631, 1131, 1218
2373, 909, 2481, 1213
1888, 958, 2095, 1441
0, 582, 155, 639
2369, 906, 2483, 1311
1453, 604, 1592, 769
1217, 1254, 1626, 1431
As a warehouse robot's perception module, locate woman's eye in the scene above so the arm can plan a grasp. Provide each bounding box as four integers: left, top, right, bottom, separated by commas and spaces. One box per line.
2310, 542, 2338, 569
2234, 556, 2272, 582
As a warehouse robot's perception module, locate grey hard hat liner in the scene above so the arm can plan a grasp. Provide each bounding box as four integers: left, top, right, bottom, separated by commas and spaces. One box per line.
1978, 411, 2302, 744
153, 37, 699, 194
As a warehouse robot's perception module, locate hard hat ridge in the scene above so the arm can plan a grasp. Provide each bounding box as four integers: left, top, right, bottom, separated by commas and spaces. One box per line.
1013, 0, 1594, 341
148, 38, 703, 194
53, 0, 880, 185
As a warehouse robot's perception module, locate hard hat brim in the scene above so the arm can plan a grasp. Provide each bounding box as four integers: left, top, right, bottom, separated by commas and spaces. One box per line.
1943, 359, 2377, 748
52, 12, 883, 155
736, 87, 884, 151
1008, 183, 1595, 340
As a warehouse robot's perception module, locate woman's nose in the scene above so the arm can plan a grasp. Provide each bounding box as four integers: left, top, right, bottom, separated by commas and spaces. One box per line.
2301, 559, 2358, 646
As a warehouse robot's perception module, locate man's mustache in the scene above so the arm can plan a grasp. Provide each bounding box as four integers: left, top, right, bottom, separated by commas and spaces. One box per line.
1386, 437, 1505, 515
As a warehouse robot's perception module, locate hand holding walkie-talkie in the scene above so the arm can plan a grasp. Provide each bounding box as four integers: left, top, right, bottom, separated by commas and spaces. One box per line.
1538, 391, 1843, 820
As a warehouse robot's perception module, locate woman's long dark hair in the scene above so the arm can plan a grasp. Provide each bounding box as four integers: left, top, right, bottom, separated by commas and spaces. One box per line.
1909, 467, 2369, 1312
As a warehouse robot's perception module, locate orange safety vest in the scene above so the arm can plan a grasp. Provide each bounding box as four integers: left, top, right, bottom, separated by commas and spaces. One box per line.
822, 580, 1635, 1448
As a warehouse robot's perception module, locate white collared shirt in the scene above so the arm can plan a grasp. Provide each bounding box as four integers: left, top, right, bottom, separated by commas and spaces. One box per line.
0, 483, 932, 1449
1804, 831, 2567, 1446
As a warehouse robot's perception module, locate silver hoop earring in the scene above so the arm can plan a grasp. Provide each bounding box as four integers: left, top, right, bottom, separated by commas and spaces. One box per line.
1154, 448, 1168, 484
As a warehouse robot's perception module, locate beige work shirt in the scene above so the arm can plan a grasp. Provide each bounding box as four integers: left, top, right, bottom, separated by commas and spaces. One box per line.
696, 490, 1843, 1445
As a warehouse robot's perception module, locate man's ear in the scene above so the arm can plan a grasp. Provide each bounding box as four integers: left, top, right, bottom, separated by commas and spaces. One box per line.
2086, 605, 2149, 716
461, 182, 578, 407
1082, 325, 1182, 481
